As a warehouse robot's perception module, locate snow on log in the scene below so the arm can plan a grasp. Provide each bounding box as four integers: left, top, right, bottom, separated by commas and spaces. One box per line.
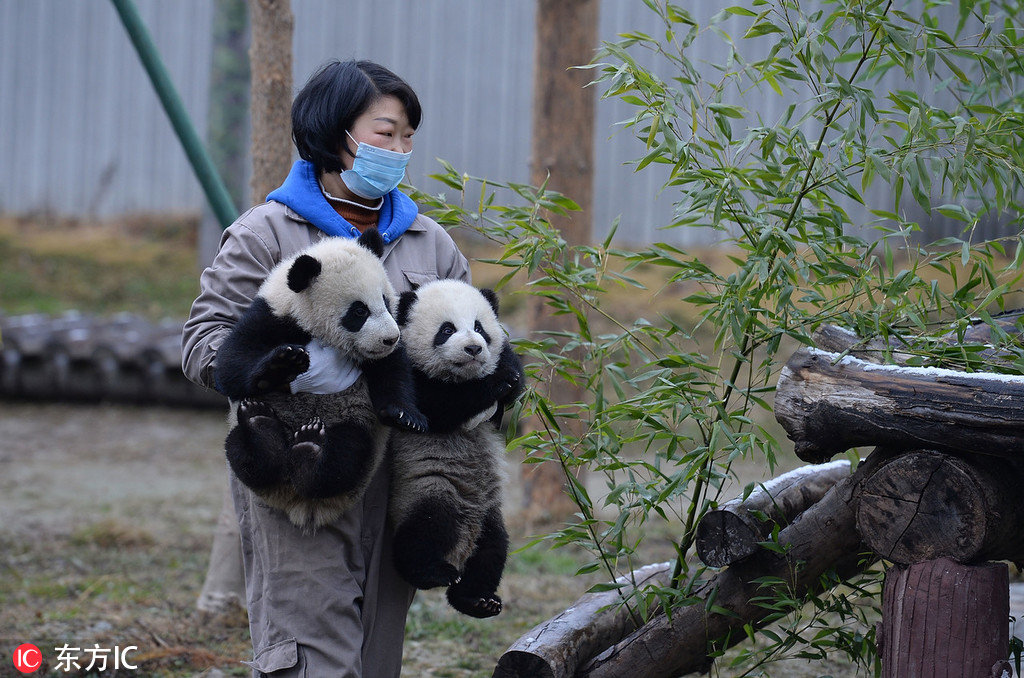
696, 460, 852, 567
493, 562, 673, 678
774, 347, 1024, 463
857, 450, 1024, 565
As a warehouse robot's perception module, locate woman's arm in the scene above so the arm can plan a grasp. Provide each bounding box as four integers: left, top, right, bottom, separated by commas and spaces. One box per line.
181, 218, 279, 389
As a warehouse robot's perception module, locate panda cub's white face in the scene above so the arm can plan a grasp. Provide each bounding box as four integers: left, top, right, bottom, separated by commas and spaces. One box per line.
260, 237, 400, 363
401, 280, 504, 382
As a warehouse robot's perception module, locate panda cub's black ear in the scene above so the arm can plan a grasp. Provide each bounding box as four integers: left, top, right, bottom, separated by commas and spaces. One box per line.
357, 228, 385, 258
396, 291, 418, 326
480, 288, 500, 316
287, 254, 322, 292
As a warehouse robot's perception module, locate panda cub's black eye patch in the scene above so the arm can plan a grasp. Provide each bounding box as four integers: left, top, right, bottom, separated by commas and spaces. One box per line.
474, 320, 492, 345
342, 301, 371, 331
433, 321, 456, 346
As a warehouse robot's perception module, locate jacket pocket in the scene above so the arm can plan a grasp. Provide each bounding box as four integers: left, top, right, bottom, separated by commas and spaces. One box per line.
244, 637, 301, 675
402, 269, 439, 290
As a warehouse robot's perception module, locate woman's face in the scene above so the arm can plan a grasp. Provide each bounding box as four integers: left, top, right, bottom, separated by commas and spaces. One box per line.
341, 95, 415, 170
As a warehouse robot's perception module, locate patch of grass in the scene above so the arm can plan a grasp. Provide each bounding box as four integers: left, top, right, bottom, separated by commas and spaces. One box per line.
71, 518, 156, 549
0, 215, 200, 319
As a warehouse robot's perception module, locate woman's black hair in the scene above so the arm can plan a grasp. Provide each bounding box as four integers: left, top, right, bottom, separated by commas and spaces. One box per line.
291, 60, 422, 173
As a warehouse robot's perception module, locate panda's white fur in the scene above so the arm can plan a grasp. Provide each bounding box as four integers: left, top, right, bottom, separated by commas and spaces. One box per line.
398, 279, 504, 382
387, 279, 523, 617
261, 237, 400, 362
217, 232, 422, 534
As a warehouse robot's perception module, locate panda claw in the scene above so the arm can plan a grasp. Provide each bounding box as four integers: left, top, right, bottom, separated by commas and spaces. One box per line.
379, 405, 428, 433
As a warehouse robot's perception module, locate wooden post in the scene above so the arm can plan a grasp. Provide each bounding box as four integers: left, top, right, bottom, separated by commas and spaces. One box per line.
248, 0, 293, 207
880, 558, 1010, 678
522, 0, 599, 524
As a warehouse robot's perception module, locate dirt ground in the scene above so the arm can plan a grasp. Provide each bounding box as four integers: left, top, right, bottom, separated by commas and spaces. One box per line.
0, 401, 872, 678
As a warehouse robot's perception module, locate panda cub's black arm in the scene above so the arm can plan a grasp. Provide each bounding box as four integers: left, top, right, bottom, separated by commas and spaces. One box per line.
487, 341, 526, 428
361, 346, 428, 433
415, 343, 524, 434
491, 341, 525, 408
414, 373, 494, 433
213, 297, 312, 399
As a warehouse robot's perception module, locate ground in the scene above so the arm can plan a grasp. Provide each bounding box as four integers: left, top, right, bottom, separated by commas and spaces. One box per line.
0, 401, 875, 678
0, 215, 873, 677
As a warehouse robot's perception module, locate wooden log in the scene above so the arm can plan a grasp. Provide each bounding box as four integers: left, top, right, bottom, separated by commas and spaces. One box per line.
811, 324, 898, 363
576, 452, 891, 678
857, 451, 1024, 565
774, 347, 1024, 463
812, 313, 1024, 367
879, 558, 1009, 678
696, 459, 851, 567
493, 562, 672, 678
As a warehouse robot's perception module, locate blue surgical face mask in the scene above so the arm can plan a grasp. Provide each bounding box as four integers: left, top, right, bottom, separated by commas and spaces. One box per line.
340, 131, 412, 199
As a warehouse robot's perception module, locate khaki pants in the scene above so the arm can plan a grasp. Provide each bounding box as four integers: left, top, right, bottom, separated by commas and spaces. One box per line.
230, 463, 415, 677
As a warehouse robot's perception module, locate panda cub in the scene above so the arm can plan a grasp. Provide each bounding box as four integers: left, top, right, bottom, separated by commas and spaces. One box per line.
214, 229, 426, 533
389, 279, 525, 618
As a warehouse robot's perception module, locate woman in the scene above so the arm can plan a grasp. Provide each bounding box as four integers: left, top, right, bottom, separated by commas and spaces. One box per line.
182, 59, 470, 677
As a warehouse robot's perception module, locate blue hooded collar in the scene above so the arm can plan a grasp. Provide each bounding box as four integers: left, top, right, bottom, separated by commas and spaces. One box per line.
266, 160, 418, 244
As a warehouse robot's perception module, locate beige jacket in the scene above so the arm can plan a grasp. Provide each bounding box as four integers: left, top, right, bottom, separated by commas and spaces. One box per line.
181, 200, 471, 390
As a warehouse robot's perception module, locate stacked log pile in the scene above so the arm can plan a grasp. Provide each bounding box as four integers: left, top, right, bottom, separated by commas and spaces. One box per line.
0, 312, 224, 408
496, 321, 1022, 677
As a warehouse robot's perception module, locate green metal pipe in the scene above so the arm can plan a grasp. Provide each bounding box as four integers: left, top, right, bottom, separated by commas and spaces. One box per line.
110, 0, 239, 229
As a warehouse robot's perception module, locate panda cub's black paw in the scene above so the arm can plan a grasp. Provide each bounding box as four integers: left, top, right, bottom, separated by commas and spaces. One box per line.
378, 404, 429, 434
404, 561, 461, 590
290, 417, 326, 460
252, 344, 309, 393
238, 398, 278, 428
447, 589, 503, 619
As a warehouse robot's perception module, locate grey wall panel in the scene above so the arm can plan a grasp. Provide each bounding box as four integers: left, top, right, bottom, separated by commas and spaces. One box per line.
0, 0, 214, 218
0, 1, 1010, 245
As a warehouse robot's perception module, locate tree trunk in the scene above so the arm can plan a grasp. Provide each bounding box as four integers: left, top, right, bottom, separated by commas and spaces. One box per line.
857, 450, 1024, 565
248, 0, 293, 207
522, 0, 598, 524
493, 562, 673, 678
774, 347, 1024, 463
879, 558, 1010, 678
696, 459, 851, 567
208, 0, 250, 211
577, 452, 889, 678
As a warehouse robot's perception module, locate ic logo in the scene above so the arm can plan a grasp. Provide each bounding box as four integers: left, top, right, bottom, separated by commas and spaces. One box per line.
13, 644, 42, 674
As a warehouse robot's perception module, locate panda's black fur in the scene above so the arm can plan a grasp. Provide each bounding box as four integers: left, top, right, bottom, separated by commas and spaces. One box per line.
214, 228, 426, 533
388, 279, 524, 618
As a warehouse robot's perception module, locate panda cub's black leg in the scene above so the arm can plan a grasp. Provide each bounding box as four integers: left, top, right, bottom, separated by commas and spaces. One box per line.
226, 399, 290, 490
393, 496, 462, 589
446, 506, 509, 618
290, 419, 377, 500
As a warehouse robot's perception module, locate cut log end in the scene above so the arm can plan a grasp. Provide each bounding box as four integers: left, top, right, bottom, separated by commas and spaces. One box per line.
492, 652, 557, 678
857, 452, 985, 564
695, 510, 759, 567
